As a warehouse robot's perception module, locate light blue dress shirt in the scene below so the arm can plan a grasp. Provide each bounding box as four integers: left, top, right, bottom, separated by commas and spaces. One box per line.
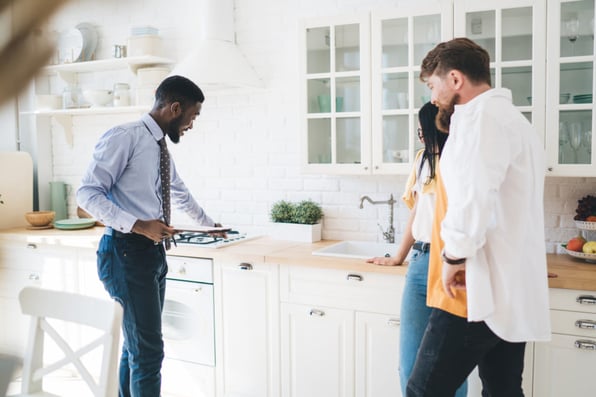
77, 113, 214, 233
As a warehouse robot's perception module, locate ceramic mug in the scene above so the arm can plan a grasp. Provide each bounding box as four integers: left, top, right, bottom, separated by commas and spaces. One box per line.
49, 181, 70, 222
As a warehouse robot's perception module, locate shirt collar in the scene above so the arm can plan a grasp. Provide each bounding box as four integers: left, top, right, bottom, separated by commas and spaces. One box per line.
141, 113, 166, 141
455, 87, 512, 113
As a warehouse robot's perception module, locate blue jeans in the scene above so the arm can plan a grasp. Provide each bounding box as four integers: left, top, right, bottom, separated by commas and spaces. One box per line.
400, 248, 467, 397
97, 232, 168, 397
407, 308, 526, 397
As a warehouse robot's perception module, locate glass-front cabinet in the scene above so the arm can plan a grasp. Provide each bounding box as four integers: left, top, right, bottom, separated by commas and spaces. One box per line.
300, 2, 452, 175
546, 0, 596, 175
300, 15, 371, 174
454, 0, 546, 146
370, 3, 453, 174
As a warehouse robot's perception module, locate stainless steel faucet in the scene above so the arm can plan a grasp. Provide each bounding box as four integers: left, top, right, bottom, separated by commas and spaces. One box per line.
359, 194, 396, 243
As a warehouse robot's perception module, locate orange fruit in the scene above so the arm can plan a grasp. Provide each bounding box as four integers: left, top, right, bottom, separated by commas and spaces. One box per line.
586, 215, 596, 222
567, 236, 587, 252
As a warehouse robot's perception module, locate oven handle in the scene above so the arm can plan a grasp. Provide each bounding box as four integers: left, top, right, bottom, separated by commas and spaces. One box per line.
239, 262, 253, 270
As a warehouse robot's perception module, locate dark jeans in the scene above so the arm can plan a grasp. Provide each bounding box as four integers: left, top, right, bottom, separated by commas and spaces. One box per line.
406, 308, 526, 397
97, 232, 168, 397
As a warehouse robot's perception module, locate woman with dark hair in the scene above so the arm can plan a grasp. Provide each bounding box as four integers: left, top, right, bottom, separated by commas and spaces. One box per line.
367, 102, 467, 396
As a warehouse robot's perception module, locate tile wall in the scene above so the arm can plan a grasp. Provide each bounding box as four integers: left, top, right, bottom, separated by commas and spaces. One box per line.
21, 0, 596, 252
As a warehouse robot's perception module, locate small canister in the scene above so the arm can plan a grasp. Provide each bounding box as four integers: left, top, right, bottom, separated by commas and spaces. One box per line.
113, 83, 130, 107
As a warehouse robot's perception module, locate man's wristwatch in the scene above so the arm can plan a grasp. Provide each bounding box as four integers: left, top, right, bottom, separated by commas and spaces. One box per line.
441, 249, 466, 265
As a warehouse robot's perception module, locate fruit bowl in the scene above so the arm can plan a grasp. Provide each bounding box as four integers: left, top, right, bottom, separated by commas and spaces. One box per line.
562, 244, 596, 264
575, 220, 596, 230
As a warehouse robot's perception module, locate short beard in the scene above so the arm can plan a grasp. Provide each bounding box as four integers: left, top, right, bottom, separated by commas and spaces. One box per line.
166, 115, 183, 144
435, 94, 459, 133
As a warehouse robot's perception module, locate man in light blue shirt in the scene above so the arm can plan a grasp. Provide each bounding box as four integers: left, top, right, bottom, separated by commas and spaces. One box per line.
77, 75, 218, 397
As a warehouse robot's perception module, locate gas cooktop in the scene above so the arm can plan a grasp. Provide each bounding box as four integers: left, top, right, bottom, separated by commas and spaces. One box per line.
173, 230, 257, 249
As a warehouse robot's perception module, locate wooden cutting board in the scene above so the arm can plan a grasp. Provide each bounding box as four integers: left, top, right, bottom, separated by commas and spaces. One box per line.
0, 152, 33, 229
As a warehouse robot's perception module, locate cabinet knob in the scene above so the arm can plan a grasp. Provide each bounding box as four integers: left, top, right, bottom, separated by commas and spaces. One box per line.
364, 166, 368, 171
28, 273, 40, 281
346, 274, 363, 282
575, 319, 596, 330
574, 339, 596, 350
576, 295, 596, 305
387, 318, 400, 327
176, 266, 186, 275
309, 309, 325, 317
239, 263, 253, 270
547, 167, 553, 172
26, 243, 37, 249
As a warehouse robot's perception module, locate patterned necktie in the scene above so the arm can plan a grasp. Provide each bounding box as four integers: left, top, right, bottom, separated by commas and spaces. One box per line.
159, 137, 171, 250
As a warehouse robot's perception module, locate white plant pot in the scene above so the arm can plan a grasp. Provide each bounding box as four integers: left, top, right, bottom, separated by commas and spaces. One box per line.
269, 222, 322, 243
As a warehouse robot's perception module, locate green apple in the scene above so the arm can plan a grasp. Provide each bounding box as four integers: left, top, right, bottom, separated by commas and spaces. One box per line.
583, 241, 596, 254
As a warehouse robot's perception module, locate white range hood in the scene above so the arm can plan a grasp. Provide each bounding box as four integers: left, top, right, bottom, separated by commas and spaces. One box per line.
172, 0, 262, 90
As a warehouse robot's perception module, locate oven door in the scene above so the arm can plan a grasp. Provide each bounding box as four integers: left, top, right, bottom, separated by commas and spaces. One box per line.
162, 278, 215, 366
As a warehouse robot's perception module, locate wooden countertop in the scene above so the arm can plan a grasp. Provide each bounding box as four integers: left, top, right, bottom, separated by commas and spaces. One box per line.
1, 227, 595, 290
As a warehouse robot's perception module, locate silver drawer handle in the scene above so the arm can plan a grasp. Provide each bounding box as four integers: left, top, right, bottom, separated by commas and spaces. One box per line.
387, 318, 400, 327
239, 263, 253, 270
346, 274, 363, 282
576, 295, 596, 305
575, 320, 596, 330
28, 273, 40, 281
26, 243, 37, 249
575, 340, 596, 350
310, 309, 325, 317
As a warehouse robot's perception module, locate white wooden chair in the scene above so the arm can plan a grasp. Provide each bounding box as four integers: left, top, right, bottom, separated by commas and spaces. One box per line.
10, 287, 123, 397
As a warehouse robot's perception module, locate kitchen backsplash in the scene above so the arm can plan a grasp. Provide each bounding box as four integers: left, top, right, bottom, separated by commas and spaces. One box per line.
16, 0, 596, 253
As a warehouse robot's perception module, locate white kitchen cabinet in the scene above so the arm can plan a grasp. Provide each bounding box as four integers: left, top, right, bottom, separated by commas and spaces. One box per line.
370, 2, 453, 175
354, 312, 401, 397
215, 260, 280, 397
279, 265, 404, 397
0, 239, 78, 356
299, 2, 452, 175
534, 288, 596, 396
281, 302, 354, 397
545, 0, 596, 176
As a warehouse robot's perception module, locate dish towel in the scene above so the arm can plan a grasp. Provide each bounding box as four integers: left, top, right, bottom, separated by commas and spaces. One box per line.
159, 137, 171, 250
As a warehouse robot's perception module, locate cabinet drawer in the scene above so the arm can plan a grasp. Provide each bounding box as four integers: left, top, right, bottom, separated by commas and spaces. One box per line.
551, 309, 596, 337
550, 288, 596, 314
280, 265, 404, 314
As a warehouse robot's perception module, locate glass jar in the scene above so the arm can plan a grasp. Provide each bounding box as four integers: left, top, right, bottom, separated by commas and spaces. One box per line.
113, 83, 131, 107
62, 85, 82, 109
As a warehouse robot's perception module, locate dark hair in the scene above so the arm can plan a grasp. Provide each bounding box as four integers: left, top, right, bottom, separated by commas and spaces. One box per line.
418, 101, 448, 182
154, 75, 205, 109
420, 37, 491, 86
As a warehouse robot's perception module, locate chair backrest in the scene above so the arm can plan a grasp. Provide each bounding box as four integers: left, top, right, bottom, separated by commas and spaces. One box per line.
17, 287, 123, 397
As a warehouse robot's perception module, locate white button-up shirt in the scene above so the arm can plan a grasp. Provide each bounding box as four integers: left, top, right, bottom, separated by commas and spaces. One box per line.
440, 88, 551, 342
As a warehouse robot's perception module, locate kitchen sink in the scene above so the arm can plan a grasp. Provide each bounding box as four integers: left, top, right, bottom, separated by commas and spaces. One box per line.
312, 240, 398, 260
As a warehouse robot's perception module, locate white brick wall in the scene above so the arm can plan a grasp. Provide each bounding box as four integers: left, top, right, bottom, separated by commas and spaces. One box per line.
35, 0, 595, 252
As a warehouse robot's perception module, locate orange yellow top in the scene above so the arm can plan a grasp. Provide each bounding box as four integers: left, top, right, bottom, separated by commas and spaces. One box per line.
427, 163, 467, 318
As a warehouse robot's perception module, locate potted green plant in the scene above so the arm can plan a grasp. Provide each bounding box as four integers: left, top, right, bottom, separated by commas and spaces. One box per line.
270, 199, 323, 242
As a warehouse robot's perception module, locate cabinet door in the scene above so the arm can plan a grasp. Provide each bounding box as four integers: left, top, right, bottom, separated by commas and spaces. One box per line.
354, 312, 401, 397
0, 240, 78, 356
454, 0, 546, 147
281, 302, 354, 397
217, 261, 280, 397
371, 1, 453, 175
300, 14, 371, 175
534, 334, 596, 396
546, 0, 596, 176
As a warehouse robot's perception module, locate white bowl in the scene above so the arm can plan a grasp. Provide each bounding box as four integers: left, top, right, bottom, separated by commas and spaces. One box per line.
83, 89, 112, 107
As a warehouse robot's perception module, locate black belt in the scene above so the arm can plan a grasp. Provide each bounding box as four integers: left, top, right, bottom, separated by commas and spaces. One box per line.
413, 241, 431, 253
104, 227, 129, 238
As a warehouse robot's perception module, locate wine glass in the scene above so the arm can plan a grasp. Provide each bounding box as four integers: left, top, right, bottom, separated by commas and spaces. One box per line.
565, 16, 580, 55
569, 122, 583, 163
559, 121, 569, 163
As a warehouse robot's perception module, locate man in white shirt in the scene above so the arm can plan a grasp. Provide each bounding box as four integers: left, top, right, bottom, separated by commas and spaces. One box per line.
406, 38, 551, 397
